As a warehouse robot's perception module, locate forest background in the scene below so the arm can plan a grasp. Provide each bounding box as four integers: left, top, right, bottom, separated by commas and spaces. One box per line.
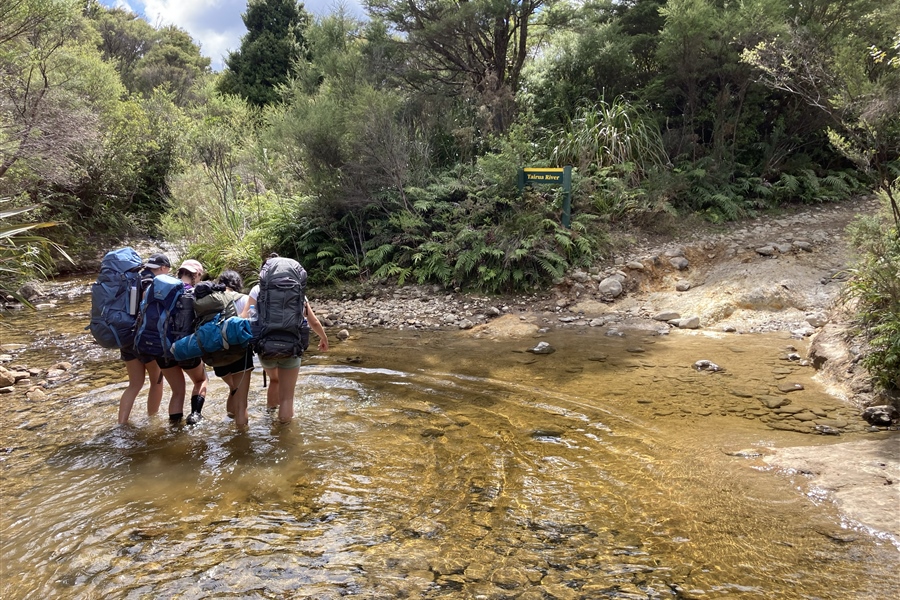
1, 0, 898, 390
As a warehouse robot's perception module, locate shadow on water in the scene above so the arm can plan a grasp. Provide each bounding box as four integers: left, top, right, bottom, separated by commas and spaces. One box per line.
1, 292, 899, 599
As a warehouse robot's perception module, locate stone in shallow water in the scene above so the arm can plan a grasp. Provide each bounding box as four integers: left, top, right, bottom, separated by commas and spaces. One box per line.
862, 405, 899, 426
774, 406, 806, 415
815, 425, 841, 435
793, 412, 818, 422
726, 449, 764, 458
491, 566, 530, 590
528, 341, 555, 354
695, 359, 722, 372
759, 396, 790, 409
777, 382, 804, 392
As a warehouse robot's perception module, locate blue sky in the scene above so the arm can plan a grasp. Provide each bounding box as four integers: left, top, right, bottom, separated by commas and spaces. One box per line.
99, 1, 365, 70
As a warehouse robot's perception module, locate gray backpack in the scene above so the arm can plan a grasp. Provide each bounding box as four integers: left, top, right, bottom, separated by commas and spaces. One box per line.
253, 257, 307, 359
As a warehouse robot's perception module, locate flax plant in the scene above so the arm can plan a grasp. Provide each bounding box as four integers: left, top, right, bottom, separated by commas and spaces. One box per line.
1, 202, 71, 304
551, 98, 669, 183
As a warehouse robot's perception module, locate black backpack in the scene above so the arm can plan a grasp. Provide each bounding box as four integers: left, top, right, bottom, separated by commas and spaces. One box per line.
253, 257, 307, 360
167, 287, 196, 346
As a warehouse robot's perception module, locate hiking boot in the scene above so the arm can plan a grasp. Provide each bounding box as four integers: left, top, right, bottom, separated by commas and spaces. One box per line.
186, 394, 205, 425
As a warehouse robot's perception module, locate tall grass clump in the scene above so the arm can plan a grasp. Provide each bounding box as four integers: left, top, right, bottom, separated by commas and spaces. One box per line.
1, 201, 70, 302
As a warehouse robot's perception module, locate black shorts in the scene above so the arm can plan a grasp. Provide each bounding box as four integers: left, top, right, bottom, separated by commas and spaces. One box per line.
120, 348, 156, 364
213, 347, 255, 377
156, 356, 203, 370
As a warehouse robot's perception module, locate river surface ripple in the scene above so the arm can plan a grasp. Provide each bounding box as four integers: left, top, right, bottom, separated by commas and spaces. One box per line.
1, 287, 898, 599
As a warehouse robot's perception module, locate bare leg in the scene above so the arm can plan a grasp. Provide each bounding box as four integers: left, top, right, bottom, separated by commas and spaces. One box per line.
146, 361, 163, 416
184, 362, 209, 424
276, 366, 300, 424
117, 359, 146, 425
223, 373, 236, 417
265, 368, 279, 410
161, 366, 186, 418
185, 363, 208, 399
227, 369, 253, 426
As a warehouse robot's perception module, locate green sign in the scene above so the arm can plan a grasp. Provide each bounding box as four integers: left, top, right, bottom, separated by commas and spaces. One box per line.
517, 166, 573, 228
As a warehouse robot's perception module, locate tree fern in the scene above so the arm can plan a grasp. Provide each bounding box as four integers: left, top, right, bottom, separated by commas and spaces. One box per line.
372, 262, 410, 283
365, 243, 397, 266
456, 247, 486, 276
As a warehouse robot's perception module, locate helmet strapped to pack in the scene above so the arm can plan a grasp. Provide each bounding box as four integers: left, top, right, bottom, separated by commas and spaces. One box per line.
253, 257, 307, 360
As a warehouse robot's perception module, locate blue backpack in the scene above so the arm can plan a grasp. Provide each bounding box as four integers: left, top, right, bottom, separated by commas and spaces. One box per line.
87, 247, 144, 349
171, 316, 253, 363
133, 274, 185, 358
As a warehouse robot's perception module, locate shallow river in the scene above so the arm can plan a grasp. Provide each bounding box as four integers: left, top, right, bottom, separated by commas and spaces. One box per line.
1, 281, 898, 599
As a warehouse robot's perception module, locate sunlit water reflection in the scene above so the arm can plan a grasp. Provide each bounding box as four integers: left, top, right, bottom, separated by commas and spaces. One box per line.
1, 286, 898, 599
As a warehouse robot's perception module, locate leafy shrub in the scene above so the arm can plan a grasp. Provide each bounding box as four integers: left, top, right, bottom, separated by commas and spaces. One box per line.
845, 193, 900, 391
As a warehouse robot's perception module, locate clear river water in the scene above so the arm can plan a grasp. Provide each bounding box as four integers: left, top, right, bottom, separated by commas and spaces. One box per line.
1, 280, 898, 599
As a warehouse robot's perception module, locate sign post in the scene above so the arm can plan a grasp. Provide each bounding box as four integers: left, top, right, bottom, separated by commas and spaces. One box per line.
517, 166, 573, 228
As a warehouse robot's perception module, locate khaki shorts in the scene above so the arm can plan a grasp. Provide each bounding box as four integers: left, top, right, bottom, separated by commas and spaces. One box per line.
258, 356, 301, 370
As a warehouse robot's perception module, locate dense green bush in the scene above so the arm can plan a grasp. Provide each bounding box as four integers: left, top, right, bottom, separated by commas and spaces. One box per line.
845, 193, 900, 391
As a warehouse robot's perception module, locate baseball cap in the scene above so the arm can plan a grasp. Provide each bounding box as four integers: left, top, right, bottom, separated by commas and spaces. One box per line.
145, 253, 171, 269
179, 259, 203, 274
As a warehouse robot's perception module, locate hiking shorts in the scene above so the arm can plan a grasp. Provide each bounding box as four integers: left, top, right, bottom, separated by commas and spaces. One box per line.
156, 356, 202, 371
213, 347, 255, 377
258, 356, 301, 370
120, 348, 156, 364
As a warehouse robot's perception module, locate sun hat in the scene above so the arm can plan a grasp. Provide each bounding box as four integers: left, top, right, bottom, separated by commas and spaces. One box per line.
145, 253, 171, 269
178, 259, 204, 275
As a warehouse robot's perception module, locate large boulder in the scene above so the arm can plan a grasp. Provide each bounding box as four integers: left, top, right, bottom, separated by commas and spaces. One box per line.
862, 405, 899, 426
598, 277, 624, 298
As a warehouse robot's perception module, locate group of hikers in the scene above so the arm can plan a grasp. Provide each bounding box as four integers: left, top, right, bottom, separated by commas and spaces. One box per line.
88, 248, 328, 427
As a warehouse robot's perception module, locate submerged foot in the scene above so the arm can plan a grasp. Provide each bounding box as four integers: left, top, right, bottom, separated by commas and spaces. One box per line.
187, 394, 206, 425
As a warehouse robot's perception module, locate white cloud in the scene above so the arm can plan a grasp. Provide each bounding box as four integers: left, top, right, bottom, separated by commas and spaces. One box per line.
137, 1, 245, 69
101, 1, 365, 71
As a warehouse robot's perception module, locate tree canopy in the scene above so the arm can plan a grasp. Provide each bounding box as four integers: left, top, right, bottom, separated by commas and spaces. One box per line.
217, 0, 311, 106
1, 0, 897, 297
